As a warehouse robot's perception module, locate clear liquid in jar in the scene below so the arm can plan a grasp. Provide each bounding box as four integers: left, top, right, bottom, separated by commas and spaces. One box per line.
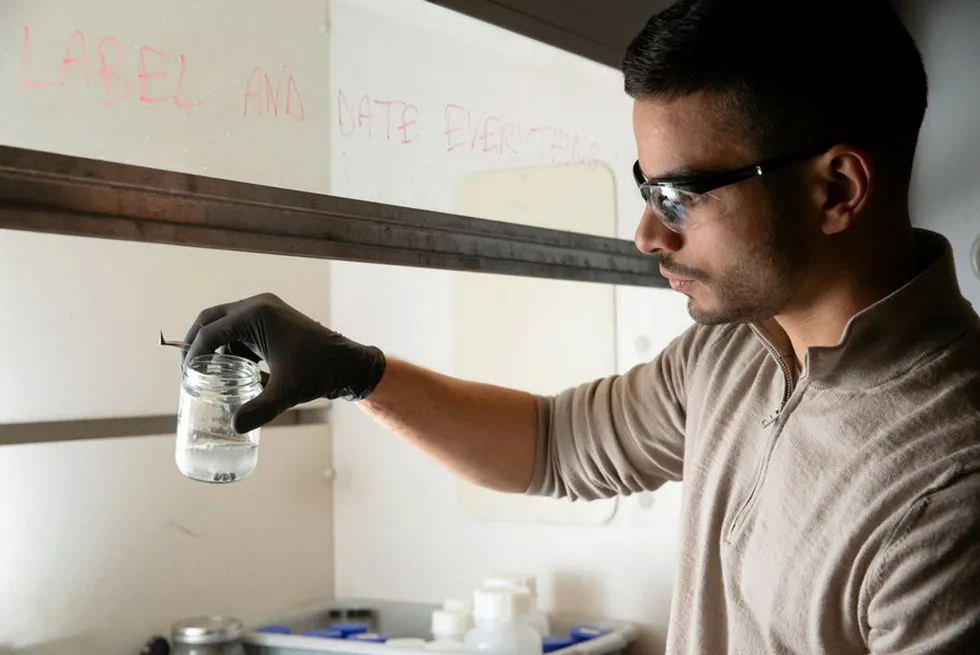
176, 434, 258, 484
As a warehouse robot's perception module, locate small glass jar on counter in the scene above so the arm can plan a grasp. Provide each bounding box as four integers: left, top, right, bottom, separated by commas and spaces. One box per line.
176, 353, 263, 484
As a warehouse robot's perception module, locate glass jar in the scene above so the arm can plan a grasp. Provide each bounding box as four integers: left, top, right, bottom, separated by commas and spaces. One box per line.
170, 616, 247, 655
176, 353, 262, 484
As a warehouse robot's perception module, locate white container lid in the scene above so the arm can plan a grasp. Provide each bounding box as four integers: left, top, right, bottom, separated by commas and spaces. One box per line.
482, 573, 538, 597
473, 586, 532, 622
431, 609, 470, 636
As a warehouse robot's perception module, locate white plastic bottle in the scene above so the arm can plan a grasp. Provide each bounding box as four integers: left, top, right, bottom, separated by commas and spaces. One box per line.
464, 586, 542, 654
482, 573, 550, 637
433, 607, 472, 643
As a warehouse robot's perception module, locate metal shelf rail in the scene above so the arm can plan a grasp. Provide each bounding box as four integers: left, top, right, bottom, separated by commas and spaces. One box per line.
0, 145, 667, 289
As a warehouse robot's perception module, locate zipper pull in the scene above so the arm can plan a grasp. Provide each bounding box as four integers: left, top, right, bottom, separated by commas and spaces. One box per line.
761, 408, 782, 427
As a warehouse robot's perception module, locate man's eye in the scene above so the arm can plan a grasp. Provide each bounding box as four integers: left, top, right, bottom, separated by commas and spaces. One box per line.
662, 189, 701, 209
675, 189, 705, 206
686, 192, 707, 206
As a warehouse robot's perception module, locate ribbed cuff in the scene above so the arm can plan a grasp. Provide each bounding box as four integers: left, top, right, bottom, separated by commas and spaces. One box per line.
524, 394, 553, 496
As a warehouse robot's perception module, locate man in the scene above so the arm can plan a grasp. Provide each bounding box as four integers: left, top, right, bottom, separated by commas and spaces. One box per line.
183, 0, 980, 652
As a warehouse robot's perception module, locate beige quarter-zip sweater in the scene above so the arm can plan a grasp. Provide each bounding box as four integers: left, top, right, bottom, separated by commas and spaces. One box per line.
529, 229, 980, 654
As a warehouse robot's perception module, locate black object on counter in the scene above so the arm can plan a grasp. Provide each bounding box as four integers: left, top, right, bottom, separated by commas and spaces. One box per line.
140, 636, 170, 655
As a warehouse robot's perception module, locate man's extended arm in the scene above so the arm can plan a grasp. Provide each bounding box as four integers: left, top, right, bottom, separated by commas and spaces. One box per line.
182, 293, 696, 498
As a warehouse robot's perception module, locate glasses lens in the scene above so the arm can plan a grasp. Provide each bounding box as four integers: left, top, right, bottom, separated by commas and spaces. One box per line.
633, 160, 728, 231
643, 186, 716, 231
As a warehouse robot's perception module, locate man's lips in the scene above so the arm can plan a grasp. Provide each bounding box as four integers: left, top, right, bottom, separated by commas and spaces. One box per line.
668, 278, 694, 291
660, 267, 696, 291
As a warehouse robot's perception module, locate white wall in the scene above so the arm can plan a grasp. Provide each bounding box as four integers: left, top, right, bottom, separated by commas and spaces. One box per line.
331, 264, 689, 653
894, 0, 980, 309
326, 2, 691, 652
0, 425, 333, 654
5, 2, 974, 654
0, 234, 335, 654
331, 5, 980, 655
0, 1, 335, 651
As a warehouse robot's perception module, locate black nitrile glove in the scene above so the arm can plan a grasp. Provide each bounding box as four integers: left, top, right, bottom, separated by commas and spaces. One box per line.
182, 293, 386, 433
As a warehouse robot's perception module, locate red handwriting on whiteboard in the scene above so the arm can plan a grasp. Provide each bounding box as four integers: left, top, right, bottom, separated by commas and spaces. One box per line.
540, 125, 600, 170
444, 102, 599, 168
336, 90, 419, 144
334, 88, 602, 169
243, 65, 305, 121
19, 27, 201, 109
443, 104, 518, 155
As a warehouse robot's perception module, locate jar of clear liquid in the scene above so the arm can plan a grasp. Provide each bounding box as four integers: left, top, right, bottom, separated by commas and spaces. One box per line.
176, 353, 262, 484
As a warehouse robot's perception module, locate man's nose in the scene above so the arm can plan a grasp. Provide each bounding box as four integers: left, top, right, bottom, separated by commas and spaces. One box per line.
634, 206, 682, 255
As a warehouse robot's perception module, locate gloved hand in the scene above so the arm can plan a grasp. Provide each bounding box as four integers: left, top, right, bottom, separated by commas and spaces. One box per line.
182, 293, 386, 433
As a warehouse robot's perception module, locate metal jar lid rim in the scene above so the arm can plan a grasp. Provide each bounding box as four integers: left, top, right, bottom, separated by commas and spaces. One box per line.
172, 616, 243, 645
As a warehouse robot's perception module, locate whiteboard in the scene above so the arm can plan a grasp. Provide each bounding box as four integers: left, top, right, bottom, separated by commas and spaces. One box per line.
0, 0, 642, 428
452, 164, 619, 525
328, 0, 638, 234
0, 0, 330, 191
0, 231, 331, 423
0, 0, 332, 423
326, 2, 635, 523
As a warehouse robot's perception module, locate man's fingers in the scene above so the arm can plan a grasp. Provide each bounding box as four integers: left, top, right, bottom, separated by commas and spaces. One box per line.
181, 304, 232, 364
184, 314, 251, 366
226, 341, 263, 364
234, 375, 288, 433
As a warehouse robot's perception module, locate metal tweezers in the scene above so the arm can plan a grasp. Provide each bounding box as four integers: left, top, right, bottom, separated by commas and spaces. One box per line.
159, 331, 191, 350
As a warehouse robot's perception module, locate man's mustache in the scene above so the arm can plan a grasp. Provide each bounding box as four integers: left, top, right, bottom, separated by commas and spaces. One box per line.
657, 255, 705, 281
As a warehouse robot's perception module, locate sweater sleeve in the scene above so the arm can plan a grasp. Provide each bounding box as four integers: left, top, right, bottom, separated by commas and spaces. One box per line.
864, 468, 980, 654
525, 324, 705, 501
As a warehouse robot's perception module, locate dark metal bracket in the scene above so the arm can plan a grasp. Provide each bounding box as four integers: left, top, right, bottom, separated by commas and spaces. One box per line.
0, 145, 666, 288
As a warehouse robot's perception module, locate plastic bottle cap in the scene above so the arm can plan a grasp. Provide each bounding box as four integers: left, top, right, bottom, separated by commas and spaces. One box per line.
348, 632, 387, 643
253, 625, 291, 635
386, 637, 428, 649
543, 635, 576, 652
431, 609, 471, 636
302, 628, 345, 639
473, 586, 532, 622
329, 621, 369, 637
482, 573, 538, 597
442, 598, 473, 614
569, 625, 609, 642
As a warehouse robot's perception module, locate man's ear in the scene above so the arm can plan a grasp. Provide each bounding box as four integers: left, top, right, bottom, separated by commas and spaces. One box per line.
815, 145, 873, 236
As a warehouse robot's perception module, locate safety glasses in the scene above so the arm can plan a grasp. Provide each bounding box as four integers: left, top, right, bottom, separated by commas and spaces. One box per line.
632, 142, 835, 232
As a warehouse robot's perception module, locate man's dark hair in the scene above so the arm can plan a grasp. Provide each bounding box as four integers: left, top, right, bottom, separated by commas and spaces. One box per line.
622, 0, 928, 180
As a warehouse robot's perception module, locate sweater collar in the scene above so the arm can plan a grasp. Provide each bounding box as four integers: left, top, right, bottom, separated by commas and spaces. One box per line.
751, 229, 979, 387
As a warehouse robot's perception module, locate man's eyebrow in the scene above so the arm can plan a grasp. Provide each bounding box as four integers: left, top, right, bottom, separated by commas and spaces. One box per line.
639, 164, 711, 182
658, 167, 706, 180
